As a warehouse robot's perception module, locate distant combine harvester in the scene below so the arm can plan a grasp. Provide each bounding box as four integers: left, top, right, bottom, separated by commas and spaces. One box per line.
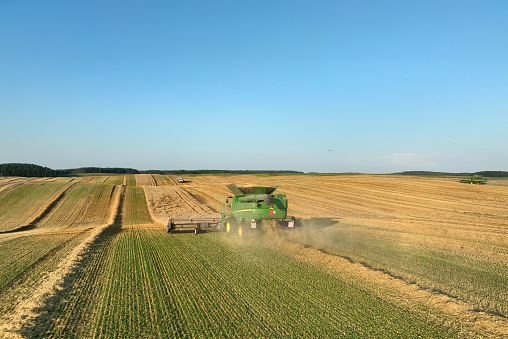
460, 175, 487, 185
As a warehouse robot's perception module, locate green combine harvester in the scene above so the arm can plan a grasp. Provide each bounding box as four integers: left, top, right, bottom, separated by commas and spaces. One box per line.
167, 184, 300, 235
460, 175, 488, 185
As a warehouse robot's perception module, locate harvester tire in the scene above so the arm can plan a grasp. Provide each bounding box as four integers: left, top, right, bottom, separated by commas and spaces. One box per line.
225, 218, 236, 235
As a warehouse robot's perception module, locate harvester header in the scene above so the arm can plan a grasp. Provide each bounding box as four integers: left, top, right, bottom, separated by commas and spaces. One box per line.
460, 175, 487, 185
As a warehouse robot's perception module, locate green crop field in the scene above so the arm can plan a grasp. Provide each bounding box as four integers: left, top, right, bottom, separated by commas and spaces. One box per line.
295, 223, 508, 316
36, 183, 118, 229
0, 174, 507, 338
0, 182, 70, 232
0, 231, 90, 316
125, 174, 137, 186
27, 229, 458, 338
122, 186, 153, 225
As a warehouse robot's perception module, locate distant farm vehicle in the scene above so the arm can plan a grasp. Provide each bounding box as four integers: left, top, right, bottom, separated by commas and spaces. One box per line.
167, 184, 300, 235
177, 177, 184, 183
460, 175, 487, 185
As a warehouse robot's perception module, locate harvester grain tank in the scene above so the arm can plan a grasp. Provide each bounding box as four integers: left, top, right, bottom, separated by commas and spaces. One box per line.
167, 184, 299, 235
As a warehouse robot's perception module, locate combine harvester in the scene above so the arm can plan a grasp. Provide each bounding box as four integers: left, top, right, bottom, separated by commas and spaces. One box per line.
167, 184, 300, 235
460, 175, 488, 185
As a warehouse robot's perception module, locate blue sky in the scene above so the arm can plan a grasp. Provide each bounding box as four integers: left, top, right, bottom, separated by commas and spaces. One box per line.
1, 1, 507, 173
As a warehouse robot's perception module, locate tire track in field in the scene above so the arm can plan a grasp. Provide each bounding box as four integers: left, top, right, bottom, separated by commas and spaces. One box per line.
135, 174, 157, 186
0, 184, 124, 339
144, 186, 218, 224
172, 187, 216, 216
165, 175, 180, 186
0, 182, 24, 194
183, 188, 221, 213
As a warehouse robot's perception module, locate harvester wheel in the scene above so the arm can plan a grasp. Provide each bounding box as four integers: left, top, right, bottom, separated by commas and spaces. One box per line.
225, 218, 236, 235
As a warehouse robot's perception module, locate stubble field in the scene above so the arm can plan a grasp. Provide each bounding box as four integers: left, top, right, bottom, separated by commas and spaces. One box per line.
0, 174, 507, 338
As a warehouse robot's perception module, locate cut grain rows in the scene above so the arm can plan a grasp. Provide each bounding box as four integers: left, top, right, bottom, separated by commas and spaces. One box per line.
0, 180, 124, 338
143, 186, 217, 224
1, 174, 507, 338
35, 227, 458, 337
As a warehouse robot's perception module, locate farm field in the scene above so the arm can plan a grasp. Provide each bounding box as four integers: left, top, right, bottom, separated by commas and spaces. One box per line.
0, 174, 507, 337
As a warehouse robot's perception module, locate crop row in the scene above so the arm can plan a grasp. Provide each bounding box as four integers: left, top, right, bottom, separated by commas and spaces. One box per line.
125, 175, 137, 186
152, 174, 172, 186
37, 183, 118, 229
35, 229, 457, 338
295, 224, 508, 317
121, 187, 153, 225
0, 230, 89, 316
0, 182, 70, 231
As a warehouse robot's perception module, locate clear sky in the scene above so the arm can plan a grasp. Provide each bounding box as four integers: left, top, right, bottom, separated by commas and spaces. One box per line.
1, 1, 507, 173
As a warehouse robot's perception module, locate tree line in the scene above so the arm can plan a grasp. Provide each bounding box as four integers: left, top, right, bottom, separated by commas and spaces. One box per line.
55, 167, 140, 175
0, 163, 56, 177
143, 169, 303, 175
0, 163, 303, 177
396, 171, 508, 177
3, 163, 505, 178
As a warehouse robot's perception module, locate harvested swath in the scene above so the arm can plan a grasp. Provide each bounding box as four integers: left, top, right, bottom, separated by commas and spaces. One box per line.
0, 231, 89, 309
144, 186, 217, 224
185, 174, 508, 321
165, 175, 181, 186
185, 185, 231, 212
135, 174, 157, 186
152, 174, 171, 186
0, 181, 123, 338
0, 182, 71, 232
0, 182, 23, 194
0, 230, 91, 338
88, 176, 109, 184
36, 183, 118, 229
